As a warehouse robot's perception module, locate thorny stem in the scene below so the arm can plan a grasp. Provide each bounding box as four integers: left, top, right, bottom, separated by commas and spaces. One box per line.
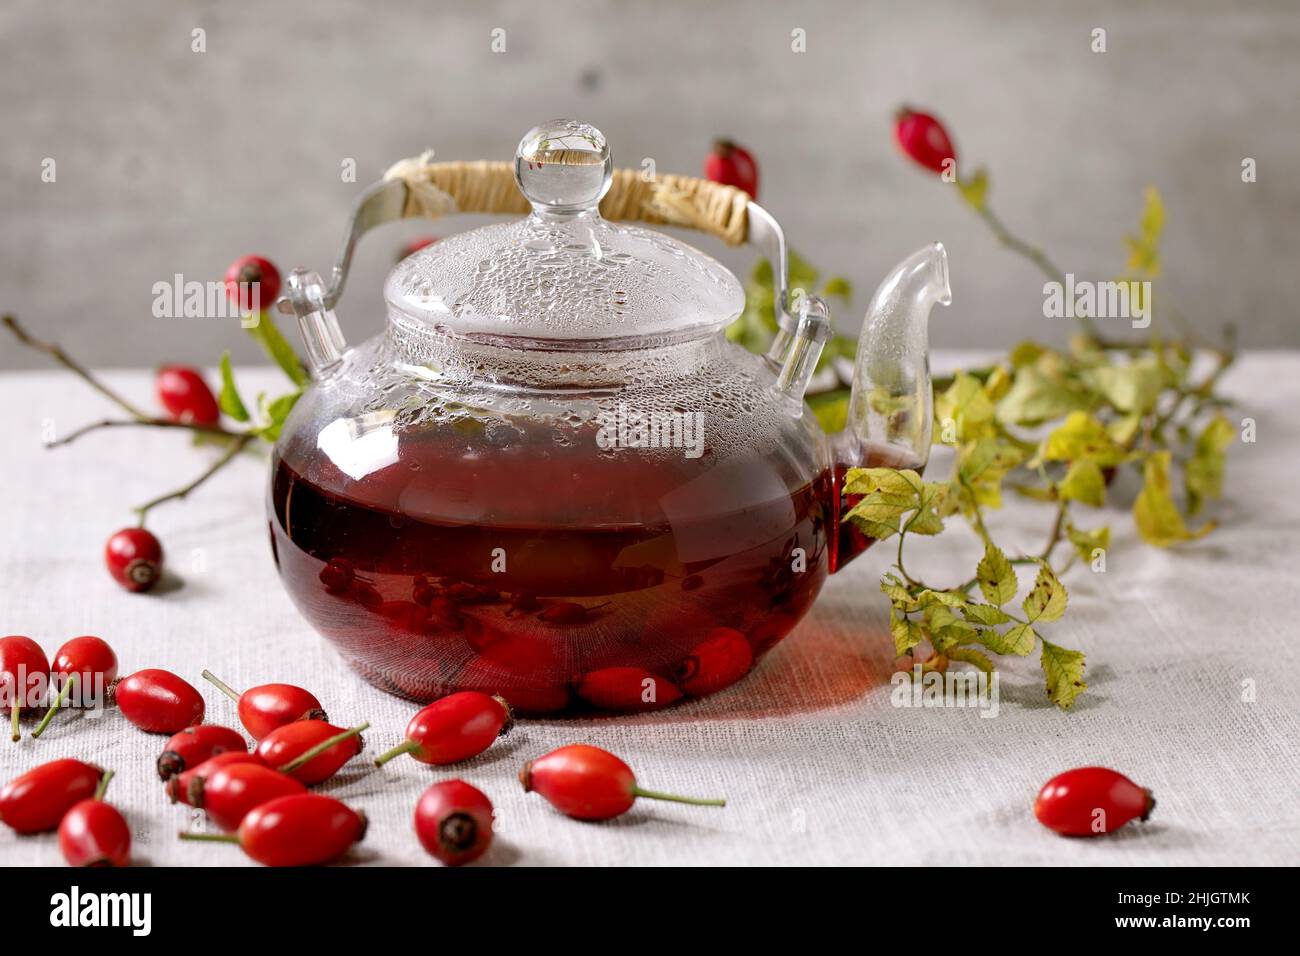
47, 417, 240, 447
4, 313, 239, 439
132, 434, 254, 523
5, 313, 261, 521
4, 314, 152, 419
968, 203, 1103, 344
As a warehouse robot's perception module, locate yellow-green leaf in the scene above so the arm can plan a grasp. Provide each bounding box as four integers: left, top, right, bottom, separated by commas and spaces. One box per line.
1123, 186, 1164, 278
915, 589, 968, 609
947, 646, 995, 681
1058, 458, 1106, 507
957, 167, 989, 209
843, 467, 923, 498
926, 605, 978, 651
809, 391, 849, 433
1008, 341, 1046, 369
890, 609, 924, 656
959, 439, 1025, 509
1040, 411, 1127, 467
935, 372, 996, 442
1023, 563, 1068, 623
1040, 639, 1088, 709
218, 352, 250, 423
996, 367, 1092, 425
880, 576, 924, 616
1134, 450, 1215, 547
980, 622, 1036, 656
245, 313, 310, 387
1086, 361, 1163, 415
1185, 414, 1233, 515
962, 603, 1012, 626
976, 543, 1018, 606
1066, 523, 1110, 564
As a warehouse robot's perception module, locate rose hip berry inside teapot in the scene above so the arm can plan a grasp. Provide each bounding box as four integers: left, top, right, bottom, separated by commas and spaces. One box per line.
267, 120, 950, 714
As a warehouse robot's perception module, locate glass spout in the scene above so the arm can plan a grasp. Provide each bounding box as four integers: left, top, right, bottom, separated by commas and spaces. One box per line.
839, 242, 950, 473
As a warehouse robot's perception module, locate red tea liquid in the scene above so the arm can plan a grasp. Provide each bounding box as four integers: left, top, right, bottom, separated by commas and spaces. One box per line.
268, 435, 916, 713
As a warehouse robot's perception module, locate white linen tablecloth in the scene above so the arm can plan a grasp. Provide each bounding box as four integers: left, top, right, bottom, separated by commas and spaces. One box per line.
1, 353, 1297, 866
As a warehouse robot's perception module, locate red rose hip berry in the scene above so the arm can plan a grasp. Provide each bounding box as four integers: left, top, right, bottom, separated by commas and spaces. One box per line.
181, 793, 366, 867
112, 668, 205, 733
191, 763, 306, 832
894, 107, 957, 175
0, 758, 104, 834
33, 635, 120, 739
156, 366, 221, 426
520, 744, 725, 821
704, 139, 759, 198
675, 627, 753, 697
58, 770, 131, 867
1034, 766, 1154, 837
168, 750, 266, 805
156, 724, 248, 780
374, 692, 512, 767
415, 779, 494, 866
201, 669, 327, 739
224, 255, 281, 314
575, 667, 682, 712
0, 634, 49, 742
105, 527, 164, 593
255, 719, 368, 785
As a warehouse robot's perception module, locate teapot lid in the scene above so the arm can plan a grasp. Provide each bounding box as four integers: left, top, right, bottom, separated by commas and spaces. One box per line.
384, 120, 745, 345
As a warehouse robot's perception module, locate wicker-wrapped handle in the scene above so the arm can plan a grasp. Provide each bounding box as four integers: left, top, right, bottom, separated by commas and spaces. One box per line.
383, 156, 751, 246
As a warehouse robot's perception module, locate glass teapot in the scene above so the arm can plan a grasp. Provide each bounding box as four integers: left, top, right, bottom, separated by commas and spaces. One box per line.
267, 120, 950, 714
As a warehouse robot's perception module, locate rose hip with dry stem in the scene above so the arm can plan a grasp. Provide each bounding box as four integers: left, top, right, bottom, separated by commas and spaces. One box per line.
105, 527, 164, 593
156, 724, 248, 780
255, 720, 369, 785
112, 668, 205, 734
191, 762, 307, 832
58, 769, 131, 867
168, 750, 266, 805
1034, 766, 1155, 836
32, 635, 119, 739
180, 793, 366, 867
0, 758, 103, 834
415, 779, 494, 866
201, 669, 327, 739
0, 635, 49, 741
374, 692, 513, 768
521, 744, 726, 821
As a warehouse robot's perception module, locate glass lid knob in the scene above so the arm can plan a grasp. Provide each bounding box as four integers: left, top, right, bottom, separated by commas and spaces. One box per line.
514, 119, 613, 214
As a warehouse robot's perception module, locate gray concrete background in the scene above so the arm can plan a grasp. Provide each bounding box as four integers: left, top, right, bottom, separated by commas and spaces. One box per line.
2, 0, 1296, 371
